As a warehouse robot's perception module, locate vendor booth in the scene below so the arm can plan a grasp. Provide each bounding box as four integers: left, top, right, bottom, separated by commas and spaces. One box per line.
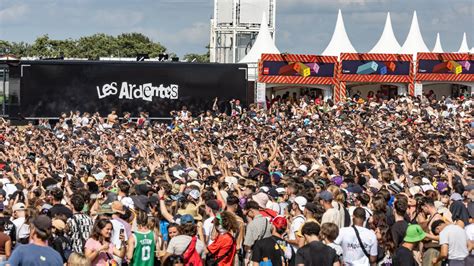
415, 52, 474, 98
258, 53, 338, 103
336, 53, 414, 102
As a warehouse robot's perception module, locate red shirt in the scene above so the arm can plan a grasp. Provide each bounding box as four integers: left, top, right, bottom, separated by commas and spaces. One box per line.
207, 233, 236, 266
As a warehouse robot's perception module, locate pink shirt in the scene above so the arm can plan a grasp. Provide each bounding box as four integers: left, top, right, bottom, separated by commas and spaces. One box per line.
85, 238, 114, 266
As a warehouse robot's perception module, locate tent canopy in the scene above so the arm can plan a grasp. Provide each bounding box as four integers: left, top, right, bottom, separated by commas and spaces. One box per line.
399, 11, 429, 56
322, 9, 357, 56
458, 32, 470, 53
432, 33, 444, 53
369, 12, 401, 54
239, 13, 280, 63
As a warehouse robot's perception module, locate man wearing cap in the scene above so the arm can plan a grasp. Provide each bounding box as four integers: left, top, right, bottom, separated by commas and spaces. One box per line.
11, 202, 28, 244
251, 216, 295, 266
392, 224, 426, 266
287, 196, 307, 252
243, 201, 272, 265
165, 214, 205, 259
320, 191, 341, 228
8, 215, 63, 265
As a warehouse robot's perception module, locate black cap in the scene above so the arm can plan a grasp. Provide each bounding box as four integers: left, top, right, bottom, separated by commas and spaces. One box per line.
267, 188, 279, 199
305, 202, 318, 214
33, 215, 52, 232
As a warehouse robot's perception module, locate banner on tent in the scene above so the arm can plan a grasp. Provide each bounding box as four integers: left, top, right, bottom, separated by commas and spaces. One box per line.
418, 60, 474, 75
342, 60, 410, 75
261, 61, 335, 77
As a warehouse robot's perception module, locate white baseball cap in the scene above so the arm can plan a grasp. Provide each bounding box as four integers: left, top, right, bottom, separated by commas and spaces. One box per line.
294, 196, 307, 212
12, 203, 26, 212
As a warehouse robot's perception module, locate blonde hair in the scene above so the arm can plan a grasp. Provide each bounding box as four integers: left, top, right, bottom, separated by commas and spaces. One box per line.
67, 252, 91, 266
327, 185, 345, 203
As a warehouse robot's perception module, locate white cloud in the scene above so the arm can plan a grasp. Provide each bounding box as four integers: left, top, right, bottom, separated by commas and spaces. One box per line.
93, 10, 144, 28
166, 22, 209, 45
0, 3, 30, 22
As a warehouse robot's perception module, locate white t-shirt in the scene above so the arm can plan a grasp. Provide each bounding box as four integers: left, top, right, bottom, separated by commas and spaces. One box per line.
439, 224, 469, 260
289, 215, 306, 252
12, 217, 29, 240
203, 216, 215, 245
110, 219, 128, 248
335, 225, 378, 266
465, 224, 474, 255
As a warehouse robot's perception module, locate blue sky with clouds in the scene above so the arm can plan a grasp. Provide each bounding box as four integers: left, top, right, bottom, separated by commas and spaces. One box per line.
0, 0, 473, 56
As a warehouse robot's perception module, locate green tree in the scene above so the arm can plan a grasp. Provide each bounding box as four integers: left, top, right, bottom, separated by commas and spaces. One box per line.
1, 32, 171, 59
183, 44, 210, 63
116, 33, 166, 57
30, 35, 55, 57
76, 33, 117, 59
0, 40, 11, 54
9, 42, 32, 57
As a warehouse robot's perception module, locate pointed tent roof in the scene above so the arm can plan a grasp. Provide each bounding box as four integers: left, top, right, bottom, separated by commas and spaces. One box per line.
432, 33, 444, 53
458, 32, 469, 53
239, 13, 280, 63
399, 11, 429, 56
369, 12, 401, 54
322, 9, 356, 56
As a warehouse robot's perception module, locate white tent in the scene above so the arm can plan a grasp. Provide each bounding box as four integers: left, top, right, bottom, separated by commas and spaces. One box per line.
399, 11, 429, 57
369, 12, 401, 54
457, 32, 470, 53
239, 13, 280, 64
322, 9, 357, 57
432, 33, 444, 53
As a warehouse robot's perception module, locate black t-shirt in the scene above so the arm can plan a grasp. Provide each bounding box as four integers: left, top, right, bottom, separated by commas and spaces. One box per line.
391, 220, 408, 247
0, 216, 16, 244
251, 236, 295, 266
50, 204, 73, 219
393, 246, 418, 266
296, 241, 338, 266
51, 235, 71, 263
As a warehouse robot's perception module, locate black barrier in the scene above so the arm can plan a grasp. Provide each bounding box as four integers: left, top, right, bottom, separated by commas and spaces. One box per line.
10, 61, 248, 117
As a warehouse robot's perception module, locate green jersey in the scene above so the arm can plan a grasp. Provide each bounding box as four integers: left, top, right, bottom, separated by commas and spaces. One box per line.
131, 230, 156, 266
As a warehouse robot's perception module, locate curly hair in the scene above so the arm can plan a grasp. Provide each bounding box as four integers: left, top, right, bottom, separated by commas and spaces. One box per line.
214, 211, 239, 233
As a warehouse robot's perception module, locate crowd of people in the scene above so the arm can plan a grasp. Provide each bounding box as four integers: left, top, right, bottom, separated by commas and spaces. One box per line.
0, 93, 473, 266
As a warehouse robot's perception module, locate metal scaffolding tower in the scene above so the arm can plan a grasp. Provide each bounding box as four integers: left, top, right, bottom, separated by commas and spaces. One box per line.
209, 0, 276, 63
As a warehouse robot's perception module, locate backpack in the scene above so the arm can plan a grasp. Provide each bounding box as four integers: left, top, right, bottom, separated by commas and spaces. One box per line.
183, 236, 203, 266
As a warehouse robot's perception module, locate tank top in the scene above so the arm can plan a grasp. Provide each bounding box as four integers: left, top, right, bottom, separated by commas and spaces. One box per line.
131, 230, 156, 266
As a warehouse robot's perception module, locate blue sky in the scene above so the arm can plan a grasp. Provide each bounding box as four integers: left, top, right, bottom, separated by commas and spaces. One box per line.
0, 0, 473, 57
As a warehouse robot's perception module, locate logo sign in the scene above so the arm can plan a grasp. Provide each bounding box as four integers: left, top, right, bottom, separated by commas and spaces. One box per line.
96, 82, 179, 101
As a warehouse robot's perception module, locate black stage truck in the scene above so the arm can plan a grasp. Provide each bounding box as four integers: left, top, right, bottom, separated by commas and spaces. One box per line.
1, 60, 250, 119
